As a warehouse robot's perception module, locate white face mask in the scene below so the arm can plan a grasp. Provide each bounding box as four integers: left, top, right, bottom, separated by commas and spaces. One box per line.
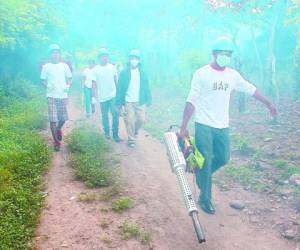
216, 55, 231, 67
130, 59, 139, 67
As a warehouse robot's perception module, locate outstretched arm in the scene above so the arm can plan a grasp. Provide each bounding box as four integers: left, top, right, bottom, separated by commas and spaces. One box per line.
253, 89, 277, 117
179, 102, 195, 138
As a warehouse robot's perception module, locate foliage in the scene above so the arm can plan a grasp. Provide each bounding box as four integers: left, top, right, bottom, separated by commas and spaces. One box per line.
273, 159, 300, 178
0, 0, 64, 49
119, 220, 152, 245
112, 197, 134, 213
222, 164, 257, 187
0, 81, 50, 249
68, 125, 119, 188
232, 134, 256, 155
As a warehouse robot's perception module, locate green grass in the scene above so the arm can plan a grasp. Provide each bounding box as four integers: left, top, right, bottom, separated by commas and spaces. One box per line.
273, 160, 300, 178
112, 197, 134, 213
68, 124, 119, 188
219, 163, 270, 192
0, 78, 51, 249
119, 220, 151, 245
232, 133, 256, 155
221, 164, 256, 186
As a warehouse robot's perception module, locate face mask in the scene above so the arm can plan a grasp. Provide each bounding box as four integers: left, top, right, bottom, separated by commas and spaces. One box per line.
216, 55, 231, 68
130, 59, 139, 67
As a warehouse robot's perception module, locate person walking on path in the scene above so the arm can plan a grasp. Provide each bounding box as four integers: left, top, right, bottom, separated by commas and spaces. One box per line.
82, 59, 96, 117
92, 48, 121, 142
116, 49, 151, 148
179, 37, 277, 214
41, 44, 72, 151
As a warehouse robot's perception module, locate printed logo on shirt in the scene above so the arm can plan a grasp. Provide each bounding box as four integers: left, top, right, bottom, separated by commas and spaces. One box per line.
213, 81, 229, 91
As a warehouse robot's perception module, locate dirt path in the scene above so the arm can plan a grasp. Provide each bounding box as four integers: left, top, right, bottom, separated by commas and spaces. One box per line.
35, 98, 297, 250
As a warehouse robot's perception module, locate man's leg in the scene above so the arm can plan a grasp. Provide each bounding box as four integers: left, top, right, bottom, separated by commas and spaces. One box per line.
211, 128, 230, 173
56, 98, 68, 142
84, 87, 92, 115
134, 104, 146, 135
47, 98, 60, 151
100, 100, 110, 138
91, 88, 95, 114
124, 103, 136, 146
194, 123, 213, 204
50, 122, 58, 142
57, 120, 65, 130
109, 98, 121, 142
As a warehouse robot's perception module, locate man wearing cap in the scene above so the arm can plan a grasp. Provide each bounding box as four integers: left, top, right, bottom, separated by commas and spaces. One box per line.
40, 44, 72, 151
179, 37, 277, 214
92, 48, 121, 142
116, 49, 151, 148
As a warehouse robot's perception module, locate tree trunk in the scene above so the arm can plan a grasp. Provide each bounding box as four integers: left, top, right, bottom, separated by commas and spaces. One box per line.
250, 27, 264, 88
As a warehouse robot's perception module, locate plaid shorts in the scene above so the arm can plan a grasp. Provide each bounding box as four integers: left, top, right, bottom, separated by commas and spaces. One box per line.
47, 97, 68, 123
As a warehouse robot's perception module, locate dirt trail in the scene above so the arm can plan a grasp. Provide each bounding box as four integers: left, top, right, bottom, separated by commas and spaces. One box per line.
35, 98, 297, 250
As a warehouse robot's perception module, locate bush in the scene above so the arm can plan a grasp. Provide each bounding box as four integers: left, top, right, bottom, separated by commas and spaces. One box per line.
68, 125, 118, 188
119, 220, 152, 245
112, 197, 134, 213
0, 80, 50, 249
0, 77, 41, 108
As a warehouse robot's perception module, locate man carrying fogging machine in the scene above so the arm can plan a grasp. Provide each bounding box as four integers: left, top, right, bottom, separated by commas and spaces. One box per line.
164, 36, 277, 243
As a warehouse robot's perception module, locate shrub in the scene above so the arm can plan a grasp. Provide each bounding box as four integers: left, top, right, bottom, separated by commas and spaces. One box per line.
112, 197, 134, 213
68, 125, 118, 188
119, 221, 151, 245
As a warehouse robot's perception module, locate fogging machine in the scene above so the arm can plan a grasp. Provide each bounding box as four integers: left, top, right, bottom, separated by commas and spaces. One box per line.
164, 129, 205, 243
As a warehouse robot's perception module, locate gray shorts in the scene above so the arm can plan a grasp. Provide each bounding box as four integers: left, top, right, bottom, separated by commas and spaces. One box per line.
47, 97, 68, 123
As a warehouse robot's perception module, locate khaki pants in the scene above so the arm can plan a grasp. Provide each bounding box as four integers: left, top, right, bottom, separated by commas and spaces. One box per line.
124, 102, 146, 142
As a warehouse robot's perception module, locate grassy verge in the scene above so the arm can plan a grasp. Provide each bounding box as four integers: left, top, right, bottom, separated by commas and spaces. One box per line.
0, 78, 51, 249
68, 124, 119, 188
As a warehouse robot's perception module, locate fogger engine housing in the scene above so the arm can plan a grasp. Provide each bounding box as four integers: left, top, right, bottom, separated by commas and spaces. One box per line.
164, 131, 205, 243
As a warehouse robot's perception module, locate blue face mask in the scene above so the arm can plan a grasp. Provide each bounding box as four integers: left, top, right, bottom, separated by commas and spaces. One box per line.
216, 55, 231, 67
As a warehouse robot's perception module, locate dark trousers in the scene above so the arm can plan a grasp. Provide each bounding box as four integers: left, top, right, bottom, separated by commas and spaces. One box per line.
100, 98, 119, 137
194, 123, 230, 203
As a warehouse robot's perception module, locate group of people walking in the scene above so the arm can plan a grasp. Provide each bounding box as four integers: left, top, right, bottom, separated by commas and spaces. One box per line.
41, 44, 151, 151
40, 37, 277, 215
81, 47, 152, 147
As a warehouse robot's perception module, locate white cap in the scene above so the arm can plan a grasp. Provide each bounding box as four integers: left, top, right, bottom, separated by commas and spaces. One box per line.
49, 44, 60, 52
129, 49, 140, 58
98, 47, 109, 56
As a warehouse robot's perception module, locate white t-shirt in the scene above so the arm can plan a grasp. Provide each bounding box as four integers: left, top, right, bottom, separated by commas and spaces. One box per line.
91, 63, 117, 102
82, 67, 94, 88
40, 62, 72, 99
187, 64, 256, 129
126, 68, 140, 102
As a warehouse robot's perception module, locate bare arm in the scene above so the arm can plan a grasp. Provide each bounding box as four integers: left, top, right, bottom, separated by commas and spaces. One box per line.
41, 79, 47, 88
253, 89, 277, 117
179, 102, 195, 138
67, 77, 72, 87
